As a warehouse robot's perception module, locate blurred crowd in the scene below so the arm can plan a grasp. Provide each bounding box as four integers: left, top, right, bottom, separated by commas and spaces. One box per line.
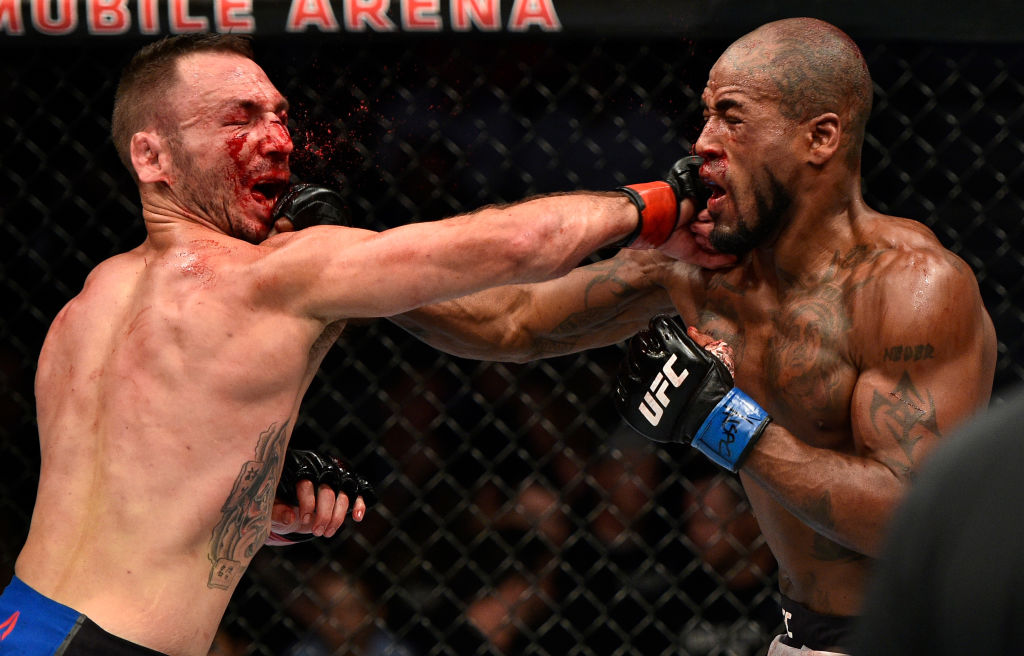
213, 338, 779, 656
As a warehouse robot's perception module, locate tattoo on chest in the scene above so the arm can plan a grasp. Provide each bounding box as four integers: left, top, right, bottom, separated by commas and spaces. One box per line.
812, 534, 866, 563
207, 421, 288, 590
767, 283, 850, 412
869, 372, 940, 472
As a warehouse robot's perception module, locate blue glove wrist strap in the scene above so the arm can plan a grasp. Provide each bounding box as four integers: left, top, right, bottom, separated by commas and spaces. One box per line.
692, 388, 771, 472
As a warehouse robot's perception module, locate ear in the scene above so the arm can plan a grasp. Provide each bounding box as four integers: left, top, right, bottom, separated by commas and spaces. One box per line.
130, 131, 171, 184
805, 113, 841, 165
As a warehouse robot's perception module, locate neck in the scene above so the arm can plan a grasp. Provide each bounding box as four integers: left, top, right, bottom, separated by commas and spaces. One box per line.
753, 172, 867, 288
140, 184, 230, 244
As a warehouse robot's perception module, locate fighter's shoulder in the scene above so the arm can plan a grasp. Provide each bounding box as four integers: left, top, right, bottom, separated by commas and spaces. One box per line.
859, 215, 974, 293
254, 224, 377, 269
852, 214, 982, 336
68, 249, 148, 307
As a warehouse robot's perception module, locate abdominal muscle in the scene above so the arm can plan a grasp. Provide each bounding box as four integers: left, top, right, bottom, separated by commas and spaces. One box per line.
742, 477, 871, 618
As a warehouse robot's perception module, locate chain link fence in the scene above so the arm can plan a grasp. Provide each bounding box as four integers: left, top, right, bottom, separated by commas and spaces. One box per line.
2, 32, 1022, 656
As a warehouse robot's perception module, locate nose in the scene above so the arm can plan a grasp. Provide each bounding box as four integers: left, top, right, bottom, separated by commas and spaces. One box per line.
693, 120, 722, 161
261, 116, 294, 158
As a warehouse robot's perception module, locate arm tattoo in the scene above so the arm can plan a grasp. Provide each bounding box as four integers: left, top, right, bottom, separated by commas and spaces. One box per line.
579, 259, 643, 313
207, 421, 289, 590
535, 260, 645, 354
869, 372, 941, 468
882, 343, 935, 362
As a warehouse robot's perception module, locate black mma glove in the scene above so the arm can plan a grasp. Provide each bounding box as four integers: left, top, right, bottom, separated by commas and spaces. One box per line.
614, 314, 771, 472
268, 448, 377, 546
616, 156, 710, 249
272, 183, 350, 229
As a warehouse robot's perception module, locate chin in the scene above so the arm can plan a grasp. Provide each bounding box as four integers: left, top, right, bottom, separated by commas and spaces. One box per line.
231, 215, 271, 244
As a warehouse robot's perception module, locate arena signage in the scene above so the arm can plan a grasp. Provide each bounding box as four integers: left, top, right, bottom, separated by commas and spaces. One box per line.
0, 0, 562, 37
0, 0, 1019, 40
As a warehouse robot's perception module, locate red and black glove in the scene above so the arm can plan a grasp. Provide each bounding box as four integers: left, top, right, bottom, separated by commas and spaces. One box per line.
616, 156, 709, 249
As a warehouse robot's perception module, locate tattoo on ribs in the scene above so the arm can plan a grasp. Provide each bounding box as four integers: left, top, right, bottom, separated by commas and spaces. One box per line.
207, 421, 288, 590
869, 373, 940, 466
806, 491, 866, 563
812, 533, 866, 563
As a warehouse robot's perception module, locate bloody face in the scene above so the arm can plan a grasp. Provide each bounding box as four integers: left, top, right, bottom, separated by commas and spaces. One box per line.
693, 55, 800, 257
162, 51, 293, 243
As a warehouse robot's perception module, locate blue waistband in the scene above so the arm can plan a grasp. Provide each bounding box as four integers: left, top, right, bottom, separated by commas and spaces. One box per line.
0, 575, 84, 655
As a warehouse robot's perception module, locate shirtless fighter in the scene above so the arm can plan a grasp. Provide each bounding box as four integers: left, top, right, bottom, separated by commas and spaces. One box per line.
0, 34, 691, 656
392, 18, 997, 654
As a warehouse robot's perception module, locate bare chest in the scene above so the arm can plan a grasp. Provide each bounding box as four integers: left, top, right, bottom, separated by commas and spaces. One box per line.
677, 283, 859, 449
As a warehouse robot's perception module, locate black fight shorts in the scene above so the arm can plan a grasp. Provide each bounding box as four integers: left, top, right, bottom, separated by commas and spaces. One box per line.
778, 593, 856, 652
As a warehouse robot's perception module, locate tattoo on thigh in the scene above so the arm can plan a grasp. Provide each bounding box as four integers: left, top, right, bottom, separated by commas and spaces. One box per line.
207, 421, 289, 590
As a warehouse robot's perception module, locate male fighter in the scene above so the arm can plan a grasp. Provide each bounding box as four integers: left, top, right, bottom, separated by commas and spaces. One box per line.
0, 34, 696, 656
392, 18, 997, 654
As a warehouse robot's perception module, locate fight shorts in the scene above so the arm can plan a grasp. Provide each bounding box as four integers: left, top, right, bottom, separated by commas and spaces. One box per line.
0, 576, 168, 655
765, 594, 854, 656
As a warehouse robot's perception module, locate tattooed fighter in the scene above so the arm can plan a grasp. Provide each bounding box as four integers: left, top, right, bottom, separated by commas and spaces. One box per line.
0, 33, 676, 656
392, 18, 997, 655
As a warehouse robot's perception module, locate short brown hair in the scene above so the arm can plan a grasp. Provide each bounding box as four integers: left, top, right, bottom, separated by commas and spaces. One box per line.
111, 33, 254, 179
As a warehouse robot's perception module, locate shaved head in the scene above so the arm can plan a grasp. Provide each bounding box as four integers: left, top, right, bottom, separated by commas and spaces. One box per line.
718, 17, 873, 164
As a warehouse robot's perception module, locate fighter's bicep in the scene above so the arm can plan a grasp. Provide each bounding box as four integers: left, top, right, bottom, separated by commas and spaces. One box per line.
850, 365, 945, 480
254, 224, 379, 315
258, 222, 500, 320
850, 320, 989, 480
850, 249, 995, 476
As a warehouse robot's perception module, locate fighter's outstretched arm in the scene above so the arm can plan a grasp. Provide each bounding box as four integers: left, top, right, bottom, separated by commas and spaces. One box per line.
385, 157, 738, 363
256, 192, 639, 322
389, 249, 676, 362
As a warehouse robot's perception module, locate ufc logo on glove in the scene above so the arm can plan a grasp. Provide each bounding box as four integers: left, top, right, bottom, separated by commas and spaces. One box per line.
615, 315, 772, 472
638, 354, 691, 425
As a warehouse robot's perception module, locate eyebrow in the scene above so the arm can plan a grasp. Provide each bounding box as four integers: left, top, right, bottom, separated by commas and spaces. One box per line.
703, 97, 743, 113
222, 97, 290, 114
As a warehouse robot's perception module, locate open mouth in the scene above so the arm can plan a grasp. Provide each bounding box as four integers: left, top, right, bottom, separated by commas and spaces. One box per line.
251, 181, 288, 206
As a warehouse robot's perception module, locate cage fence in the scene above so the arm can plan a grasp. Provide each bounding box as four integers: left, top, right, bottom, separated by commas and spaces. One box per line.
1, 32, 1022, 656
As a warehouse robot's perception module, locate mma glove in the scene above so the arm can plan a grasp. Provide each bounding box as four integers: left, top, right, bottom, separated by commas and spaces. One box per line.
616, 156, 710, 249
269, 448, 378, 546
272, 183, 350, 229
614, 315, 771, 472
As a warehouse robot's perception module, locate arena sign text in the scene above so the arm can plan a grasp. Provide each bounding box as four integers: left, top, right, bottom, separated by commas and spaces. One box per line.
0, 0, 562, 36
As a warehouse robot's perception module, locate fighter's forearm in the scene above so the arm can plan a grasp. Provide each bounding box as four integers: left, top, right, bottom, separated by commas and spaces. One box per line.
740, 426, 906, 559
392, 253, 674, 363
